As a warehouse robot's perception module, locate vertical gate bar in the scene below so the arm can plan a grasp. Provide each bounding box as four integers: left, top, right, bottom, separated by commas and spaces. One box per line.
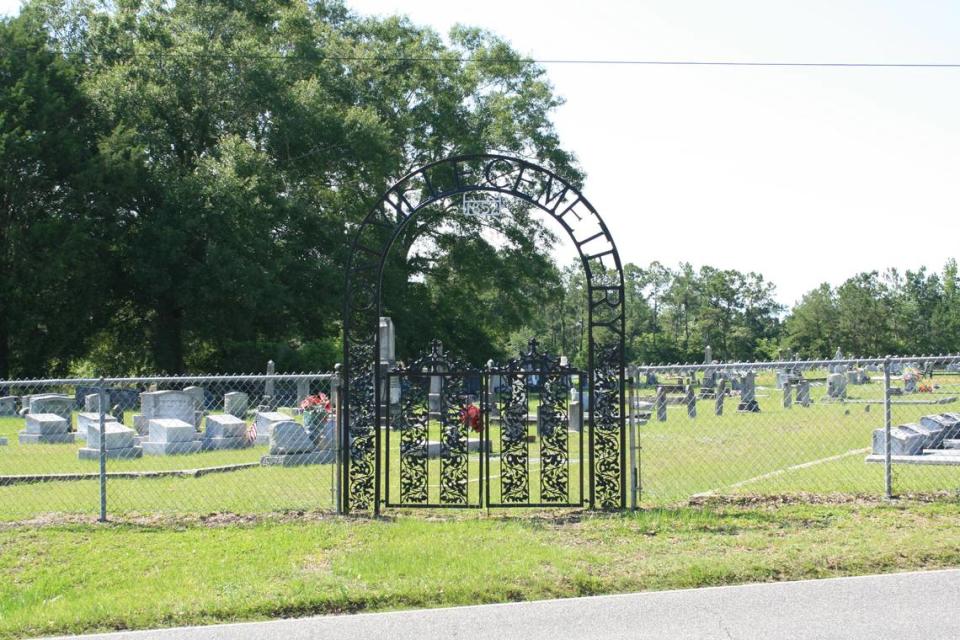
97, 379, 107, 522
479, 371, 485, 508
578, 372, 585, 506
384, 372, 391, 508
884, 357, 893, 499
587, 325, 595, 509
374, 341, 382, 517
485, 369, 491, 511
628, 368, 637, 511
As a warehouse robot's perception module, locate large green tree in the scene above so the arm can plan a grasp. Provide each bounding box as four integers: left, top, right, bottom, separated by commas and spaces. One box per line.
0, 7, 107, 378
27, 0, 577, 373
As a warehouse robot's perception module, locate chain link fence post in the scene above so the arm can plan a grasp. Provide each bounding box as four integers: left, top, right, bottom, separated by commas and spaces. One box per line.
333, 363, 343, 515
627, 366, 638, 510
98, 378, 108, 522
883, 357, 893, 499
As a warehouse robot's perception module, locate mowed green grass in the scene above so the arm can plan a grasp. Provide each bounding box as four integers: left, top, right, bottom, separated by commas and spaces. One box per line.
2, 375, 960, 521
2, 500, 960, 639
637, 375, 960, 501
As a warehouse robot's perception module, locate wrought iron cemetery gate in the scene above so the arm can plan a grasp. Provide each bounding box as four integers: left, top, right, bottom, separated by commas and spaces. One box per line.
342, 154, 626, 513
383, 339, 586, 509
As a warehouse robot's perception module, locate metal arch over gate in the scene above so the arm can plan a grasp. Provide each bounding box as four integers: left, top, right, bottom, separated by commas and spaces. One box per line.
341, 154, 626, 513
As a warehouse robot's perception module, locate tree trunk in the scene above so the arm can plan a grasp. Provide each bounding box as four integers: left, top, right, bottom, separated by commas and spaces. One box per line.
153, 304, 185, 374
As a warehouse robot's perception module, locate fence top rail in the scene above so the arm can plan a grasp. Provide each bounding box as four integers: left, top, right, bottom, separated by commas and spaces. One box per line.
631, 353, 960, 374
0, 372, 336, 386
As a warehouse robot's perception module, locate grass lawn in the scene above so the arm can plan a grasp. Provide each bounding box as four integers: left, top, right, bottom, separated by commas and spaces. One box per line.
2, 499, 960, 639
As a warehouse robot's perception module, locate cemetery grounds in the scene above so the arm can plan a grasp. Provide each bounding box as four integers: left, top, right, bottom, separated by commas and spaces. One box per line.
1, 363, 960, 638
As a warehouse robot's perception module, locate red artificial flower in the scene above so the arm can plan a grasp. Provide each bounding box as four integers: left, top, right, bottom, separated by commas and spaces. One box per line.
460, 403, 482, 433
300, 393, 331, 412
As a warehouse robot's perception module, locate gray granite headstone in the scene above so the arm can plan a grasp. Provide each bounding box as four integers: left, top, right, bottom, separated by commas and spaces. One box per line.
77, 421, 142, 460
140, 390, 195, 425
202, 414, 250, 450
224, 391, 249, 418
737, 373, 760, 412
84, 393, 101, 413
0, 396, 17, 416
655, 387, 667, 421
714, 379, 726, 416
76, 412, 117, 442
19, 413, 74, 444
919, 414, 960, 446
827, 373, 847, 399
797, 380, 812, 407
28, 394, 73, 421
254, 411, 290, 445
872, 426, 925, 456
143, 418, 201, 455
269, 420, 316, 455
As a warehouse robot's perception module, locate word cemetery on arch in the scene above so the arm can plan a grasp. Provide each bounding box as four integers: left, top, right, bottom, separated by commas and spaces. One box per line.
342, 154, 626, 513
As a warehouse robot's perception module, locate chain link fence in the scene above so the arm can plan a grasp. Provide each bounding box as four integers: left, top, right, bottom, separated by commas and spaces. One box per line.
3, 356, 960, 520
0, 372, 338, 522
629, 355, 960, 505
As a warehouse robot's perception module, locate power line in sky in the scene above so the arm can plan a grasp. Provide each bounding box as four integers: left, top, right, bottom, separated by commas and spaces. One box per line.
3, 46, 960, 68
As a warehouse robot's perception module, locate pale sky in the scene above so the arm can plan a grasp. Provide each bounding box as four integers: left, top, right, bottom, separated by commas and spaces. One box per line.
4, 0, 959, 306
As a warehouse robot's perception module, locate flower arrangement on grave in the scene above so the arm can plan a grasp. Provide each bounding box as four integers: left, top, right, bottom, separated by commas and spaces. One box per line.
300, 393, 332, 444
460, 403, 482, 434
918, 383, 934, 394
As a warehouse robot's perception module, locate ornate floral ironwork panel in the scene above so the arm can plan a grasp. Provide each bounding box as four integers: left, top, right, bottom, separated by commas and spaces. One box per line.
347, 340, 377, 510
538, 366, 570, 503
592, 342, 623, 509
439, 369, 470, 505
499, 369, 530, 504
394, 369, 429, 504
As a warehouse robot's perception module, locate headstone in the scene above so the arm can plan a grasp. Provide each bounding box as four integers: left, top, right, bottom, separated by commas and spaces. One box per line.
487, 360, 500, 418
224, 391, 249, 418
714, 379, 726, 416
140, 390, 195, 425
378, 317, 401, 410
254, 411, 290, 445
259, 420, 333, 465
76, 412, 117, 443
569, 395, 582, 432
296, 379, 310, 405
0, 396, 17, 416
645, 372, 658, 386
379, 317, 396, 362
18, 414, 74, 444
783, 382, 793, 409
871, 426, 926, 456
78, 422, 142, 460
920, 414, 960, 446
202, 414, 250, 450
264, 359, 276, 406
827, 373, 848, 399
904, 375, 918, 394
831, 347, 847, 374
899, 422, 942, 449
83, 393, 102, 413
797, 380, 812, 407
655, 386, 667, 422
685, 385, 696, 418
28, 394, 74, 422
142, 418, 201, 455
736, 372, 760, 412
184, 386, 205, 409
429, 374, 443, 415
704, 345, 713, 364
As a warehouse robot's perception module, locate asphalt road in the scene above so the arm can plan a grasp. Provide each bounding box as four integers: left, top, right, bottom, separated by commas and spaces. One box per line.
46, 569, 960, 640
